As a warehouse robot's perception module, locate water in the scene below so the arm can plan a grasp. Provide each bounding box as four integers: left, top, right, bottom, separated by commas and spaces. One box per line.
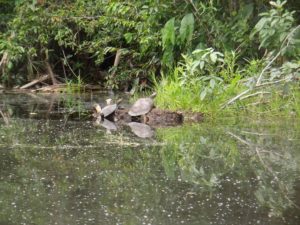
0, 92, 299, 225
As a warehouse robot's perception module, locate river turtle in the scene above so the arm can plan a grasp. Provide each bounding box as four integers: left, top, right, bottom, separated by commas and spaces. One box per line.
128, 92, 156, 117
101, 98, 122, 118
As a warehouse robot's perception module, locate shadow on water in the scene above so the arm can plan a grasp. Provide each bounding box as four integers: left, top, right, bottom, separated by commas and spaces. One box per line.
0, 93, 299, 225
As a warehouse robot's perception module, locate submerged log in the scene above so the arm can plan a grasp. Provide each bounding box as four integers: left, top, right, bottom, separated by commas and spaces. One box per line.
114, 108, 184, 126
143, 108, 183, 126
94, 105, 202, 126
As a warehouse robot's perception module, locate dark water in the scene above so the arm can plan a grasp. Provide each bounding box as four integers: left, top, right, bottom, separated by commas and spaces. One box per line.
0, 93, 299, 225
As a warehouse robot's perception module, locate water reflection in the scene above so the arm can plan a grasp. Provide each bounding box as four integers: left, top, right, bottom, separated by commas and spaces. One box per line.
0, 93, 299, 225
128, 122, 154, 138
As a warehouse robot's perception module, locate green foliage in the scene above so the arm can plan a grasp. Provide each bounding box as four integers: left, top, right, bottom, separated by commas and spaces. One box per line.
65, 75, 85, 93
0, 0, 17, 32
161, 18, 176, 68
0, 0, 178, 86
161, 13, 195, 68
179, 13, 194, 46
251, 0, 297, 55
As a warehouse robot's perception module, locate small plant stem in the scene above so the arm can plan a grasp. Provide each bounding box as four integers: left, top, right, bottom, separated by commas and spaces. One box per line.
221, 89, 250, 109
240, 91, 271, 100
184, 0, 201, 20
256, 76, 292, 87
62, 49, 77, 78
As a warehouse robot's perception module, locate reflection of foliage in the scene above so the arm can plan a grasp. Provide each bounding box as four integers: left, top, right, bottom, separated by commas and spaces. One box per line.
157, 120, 300, 217
159, 124, 242, 189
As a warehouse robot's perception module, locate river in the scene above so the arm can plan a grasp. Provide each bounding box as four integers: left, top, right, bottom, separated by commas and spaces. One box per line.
0, 92, 299, 225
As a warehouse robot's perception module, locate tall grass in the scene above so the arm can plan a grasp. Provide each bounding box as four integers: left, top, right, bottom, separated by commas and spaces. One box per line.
153, 70, 243, 116
153, 71, 300, 118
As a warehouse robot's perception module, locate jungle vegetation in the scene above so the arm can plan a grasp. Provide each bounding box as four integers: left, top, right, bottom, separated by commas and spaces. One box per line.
0, 0, 299, 115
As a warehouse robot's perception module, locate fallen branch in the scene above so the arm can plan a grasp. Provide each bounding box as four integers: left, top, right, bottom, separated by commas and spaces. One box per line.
34, 84, 67, 92
20, 74, 51, 89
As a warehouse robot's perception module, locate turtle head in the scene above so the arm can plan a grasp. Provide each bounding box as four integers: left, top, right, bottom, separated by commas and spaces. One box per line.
92, 103, 102, 115
106, 98, 113, 105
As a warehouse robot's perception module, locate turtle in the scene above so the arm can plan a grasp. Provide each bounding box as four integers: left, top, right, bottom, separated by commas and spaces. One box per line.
128, 92, 156, 117
101, 98, 122, 118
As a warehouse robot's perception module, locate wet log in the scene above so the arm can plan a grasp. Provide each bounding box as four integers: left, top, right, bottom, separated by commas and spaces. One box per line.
114, 108, 184, 126
95, 107, 203, 126
144, 108, 183, 126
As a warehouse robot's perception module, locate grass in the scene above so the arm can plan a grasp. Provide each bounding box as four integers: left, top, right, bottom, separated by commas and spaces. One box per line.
153, 73, 300, 118
65, 75, 85, 93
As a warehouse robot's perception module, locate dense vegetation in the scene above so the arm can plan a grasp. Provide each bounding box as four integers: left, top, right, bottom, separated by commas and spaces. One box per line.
0, 0, 299, 115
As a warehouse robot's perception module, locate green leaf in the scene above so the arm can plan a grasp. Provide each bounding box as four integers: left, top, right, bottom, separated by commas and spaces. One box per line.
210, 52, 217, 63
162, 46, 174, 68
200, 89, 207, 100
162, 18, 175, 49
199, 61, 205, 70
124, 33, 133, 43
210, 79, 216, 89
179, 13, 194, 44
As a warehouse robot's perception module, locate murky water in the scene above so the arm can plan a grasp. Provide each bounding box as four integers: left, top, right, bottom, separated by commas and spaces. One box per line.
0, 92, 299, 225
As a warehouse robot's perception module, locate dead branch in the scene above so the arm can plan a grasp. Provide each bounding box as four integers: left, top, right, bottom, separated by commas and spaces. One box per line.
45, 61, 58, 85
0, 108, 9, 125
111, 49, 122, 78
20, 74, 51, 89
0, 52, 9, 78
34, 84, 67, 92
0, 52, 9, 70
62, 49, 77, 78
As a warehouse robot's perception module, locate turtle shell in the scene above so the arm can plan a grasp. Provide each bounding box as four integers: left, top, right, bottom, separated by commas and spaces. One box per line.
101, 103, 117, 117
128, 98, 154, 116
